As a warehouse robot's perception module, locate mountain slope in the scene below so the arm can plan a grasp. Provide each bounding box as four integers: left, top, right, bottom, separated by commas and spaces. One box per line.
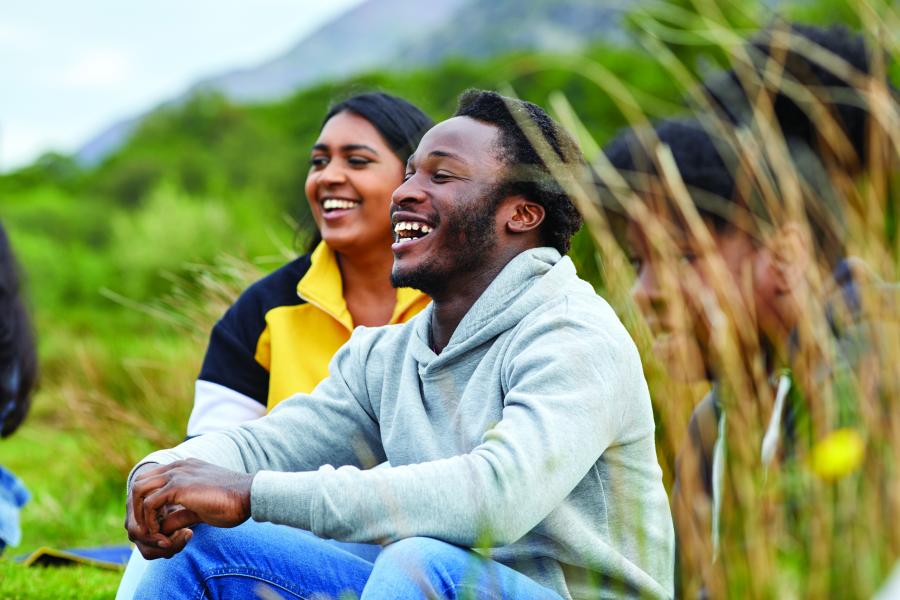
393, 0, 630, 65
76, 0, 632, 165
192, 0, 467, 103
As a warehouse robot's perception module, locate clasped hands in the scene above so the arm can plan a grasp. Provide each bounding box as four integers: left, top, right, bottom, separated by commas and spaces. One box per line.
125, 458, 254, 559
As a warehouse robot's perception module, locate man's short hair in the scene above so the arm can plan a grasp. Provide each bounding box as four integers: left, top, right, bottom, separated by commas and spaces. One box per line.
601, 116, 848, 267
454, 90, 584, 254
602, 118, 739, 232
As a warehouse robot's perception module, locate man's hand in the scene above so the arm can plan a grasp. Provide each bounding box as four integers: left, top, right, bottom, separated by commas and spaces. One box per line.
125, 463, 191, 559
125, 459, 253, 559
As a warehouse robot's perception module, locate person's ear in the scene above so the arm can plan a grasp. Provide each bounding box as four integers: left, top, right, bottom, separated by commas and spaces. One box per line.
770, 222, 810, 293
504, 196, 545, 234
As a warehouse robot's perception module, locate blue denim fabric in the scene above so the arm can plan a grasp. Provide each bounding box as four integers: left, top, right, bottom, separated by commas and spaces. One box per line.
133, 520, 562, 600
0, 464, 29, 554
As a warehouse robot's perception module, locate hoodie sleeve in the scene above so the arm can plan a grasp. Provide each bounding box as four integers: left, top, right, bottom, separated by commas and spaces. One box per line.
131, 334, 386, 486
247, 302, 651, 546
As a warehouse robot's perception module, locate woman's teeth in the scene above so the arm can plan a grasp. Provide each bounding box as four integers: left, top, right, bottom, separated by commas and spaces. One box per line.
322, 198, 360, 211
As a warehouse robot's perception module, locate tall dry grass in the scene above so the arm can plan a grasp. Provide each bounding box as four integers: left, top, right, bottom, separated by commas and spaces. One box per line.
59, 255, 267, 476
518, 2, 899, 597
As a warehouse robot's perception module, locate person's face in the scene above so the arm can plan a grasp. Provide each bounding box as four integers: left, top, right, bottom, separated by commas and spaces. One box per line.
389, 116, 506, 295
304, 111, 404, 256
626, 214, 779, 380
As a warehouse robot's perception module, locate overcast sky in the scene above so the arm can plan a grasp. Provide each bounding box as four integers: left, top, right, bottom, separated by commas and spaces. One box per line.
0, 0, 364, 172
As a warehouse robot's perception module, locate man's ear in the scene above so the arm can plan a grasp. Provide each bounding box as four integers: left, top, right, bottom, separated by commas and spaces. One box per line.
770, 221, 811, 293
504, 196, 545, 234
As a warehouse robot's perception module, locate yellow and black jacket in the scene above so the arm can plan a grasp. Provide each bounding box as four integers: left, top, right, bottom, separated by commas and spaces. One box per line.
186, 242, 429, 436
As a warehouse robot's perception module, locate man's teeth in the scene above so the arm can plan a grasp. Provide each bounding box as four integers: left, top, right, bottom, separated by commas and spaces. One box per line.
393, 221, 432, 234
322, 198, 360, 211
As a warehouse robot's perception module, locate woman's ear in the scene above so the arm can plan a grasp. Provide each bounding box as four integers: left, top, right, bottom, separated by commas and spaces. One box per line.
505, 197, 546, 234
771, 222, 811, 293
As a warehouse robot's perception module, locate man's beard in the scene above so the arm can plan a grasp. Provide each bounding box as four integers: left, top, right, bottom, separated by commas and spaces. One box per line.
391, 189, 501, 296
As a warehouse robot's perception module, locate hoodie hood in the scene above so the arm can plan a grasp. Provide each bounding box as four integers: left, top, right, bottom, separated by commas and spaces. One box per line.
409, 247, 578, 369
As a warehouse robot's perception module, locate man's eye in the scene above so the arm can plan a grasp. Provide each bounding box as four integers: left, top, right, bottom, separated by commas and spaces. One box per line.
432, 171, 453, 182
628, 257, 643, 272
403, 171, 414, 182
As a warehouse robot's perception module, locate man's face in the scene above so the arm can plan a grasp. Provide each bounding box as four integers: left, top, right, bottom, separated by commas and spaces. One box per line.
625, 211, 776, 380
389, 116, 507, 295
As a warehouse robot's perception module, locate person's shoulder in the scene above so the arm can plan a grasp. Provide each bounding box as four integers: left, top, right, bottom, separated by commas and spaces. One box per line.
231, 254, 312, 316
524, 273, 631, 345
682, 390, 720, 498
687, 391, 720, 436
505, 273, 647, 391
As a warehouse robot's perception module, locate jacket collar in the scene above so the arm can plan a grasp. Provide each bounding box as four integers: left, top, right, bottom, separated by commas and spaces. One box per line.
411, 247, 568, 365
297, 241, 428, 331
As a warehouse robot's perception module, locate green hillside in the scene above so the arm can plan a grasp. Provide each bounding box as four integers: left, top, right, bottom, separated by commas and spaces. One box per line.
1, 41, 681, 349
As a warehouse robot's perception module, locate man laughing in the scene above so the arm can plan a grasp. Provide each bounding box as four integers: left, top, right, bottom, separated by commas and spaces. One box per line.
125, 90, 674, 600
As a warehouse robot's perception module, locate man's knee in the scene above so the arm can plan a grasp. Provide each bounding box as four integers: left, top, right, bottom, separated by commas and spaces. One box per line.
159, 524, 231, 569
378, 537, 466, 568
366, 537, 475, 598
134, 524, 233, 598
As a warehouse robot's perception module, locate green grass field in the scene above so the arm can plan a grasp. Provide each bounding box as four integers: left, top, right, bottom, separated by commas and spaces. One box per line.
1, 421, 127, 599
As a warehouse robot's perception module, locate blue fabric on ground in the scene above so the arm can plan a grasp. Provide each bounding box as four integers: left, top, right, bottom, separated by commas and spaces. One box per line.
0, 463, 29, 554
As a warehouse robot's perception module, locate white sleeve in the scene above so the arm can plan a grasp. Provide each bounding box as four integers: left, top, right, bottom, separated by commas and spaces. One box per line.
186, 380, 267, 437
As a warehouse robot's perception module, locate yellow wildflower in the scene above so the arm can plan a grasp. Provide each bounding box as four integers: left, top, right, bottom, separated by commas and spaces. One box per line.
809, 428, 865, 481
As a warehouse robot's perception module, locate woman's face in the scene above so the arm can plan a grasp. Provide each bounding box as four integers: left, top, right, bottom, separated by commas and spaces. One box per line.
305, 111, 405, 256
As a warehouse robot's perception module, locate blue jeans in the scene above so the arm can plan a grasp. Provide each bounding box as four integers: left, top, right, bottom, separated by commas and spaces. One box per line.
133, 520, 562, 599
0, 464, 29, 556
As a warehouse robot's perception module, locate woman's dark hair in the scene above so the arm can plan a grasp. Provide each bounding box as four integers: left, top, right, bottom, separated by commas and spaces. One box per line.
306, 92, 434, 253
0, 223, 37, 438
323, 92, 433, 164
602, 23, 895, 267
705, 23, 894, 172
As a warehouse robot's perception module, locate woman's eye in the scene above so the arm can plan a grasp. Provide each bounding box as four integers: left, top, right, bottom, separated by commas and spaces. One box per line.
347, 156, 372, 167
680, 253, 698, 265
310, 156, 328, 169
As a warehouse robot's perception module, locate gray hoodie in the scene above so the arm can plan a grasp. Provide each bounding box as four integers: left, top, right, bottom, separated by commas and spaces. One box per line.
137, 247, 674, 599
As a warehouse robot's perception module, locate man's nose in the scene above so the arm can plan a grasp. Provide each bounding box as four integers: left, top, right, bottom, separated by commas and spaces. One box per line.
631, 264, 664, 317
391, 176, 426, 207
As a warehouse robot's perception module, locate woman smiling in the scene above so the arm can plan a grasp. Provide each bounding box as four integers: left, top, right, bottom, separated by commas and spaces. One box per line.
186, 93, 434, 435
